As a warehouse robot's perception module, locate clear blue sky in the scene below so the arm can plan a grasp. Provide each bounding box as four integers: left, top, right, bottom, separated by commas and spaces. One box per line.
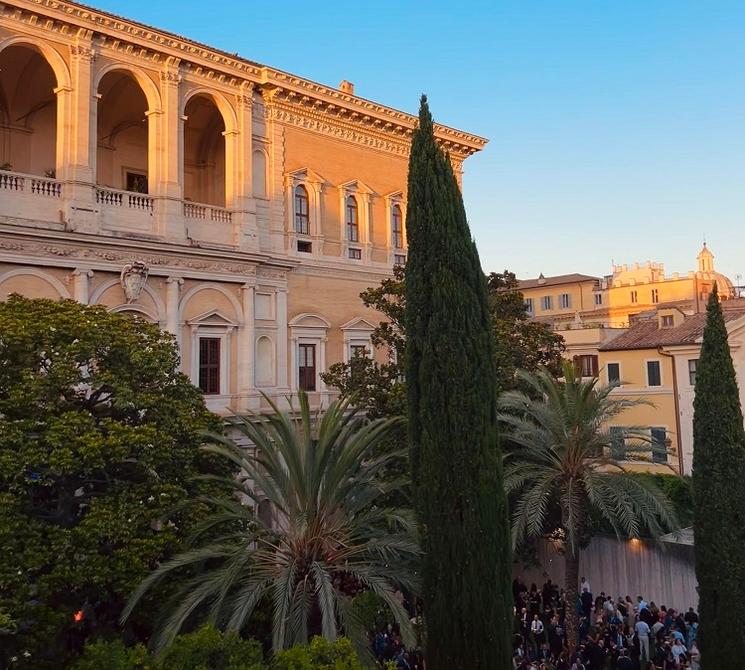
94, 0, 745, 283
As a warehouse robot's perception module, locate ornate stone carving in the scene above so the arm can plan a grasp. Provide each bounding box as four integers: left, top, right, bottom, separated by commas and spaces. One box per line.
120, 261, 149, 303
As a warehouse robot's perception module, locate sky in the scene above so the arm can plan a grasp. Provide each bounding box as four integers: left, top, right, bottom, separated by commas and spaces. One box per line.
92, 0, 745, 283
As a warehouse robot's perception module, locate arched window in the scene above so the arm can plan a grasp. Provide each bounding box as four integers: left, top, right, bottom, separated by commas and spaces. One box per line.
346, 195, 359, 242
294, 184, 309, 234
392, 204, 403, 249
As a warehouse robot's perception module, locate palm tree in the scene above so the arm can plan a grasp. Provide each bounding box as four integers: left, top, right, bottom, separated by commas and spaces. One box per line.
498, 363, 678, 649
121, 393, 419, 655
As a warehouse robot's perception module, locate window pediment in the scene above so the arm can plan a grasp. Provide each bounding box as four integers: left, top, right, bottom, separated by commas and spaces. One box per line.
285, 167, 326, 186
338, 178, 374, 196
289, 312, 331, 330
340, 316, 376, 332
187, 308, 239, 328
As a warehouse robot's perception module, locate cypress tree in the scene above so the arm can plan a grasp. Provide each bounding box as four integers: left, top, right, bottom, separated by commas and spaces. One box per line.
405, 96, 512, 669
693, 285, 745, 667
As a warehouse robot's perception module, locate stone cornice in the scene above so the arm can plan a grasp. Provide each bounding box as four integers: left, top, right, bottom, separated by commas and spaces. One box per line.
1, 0, 487, 159
0, 223, 296, 280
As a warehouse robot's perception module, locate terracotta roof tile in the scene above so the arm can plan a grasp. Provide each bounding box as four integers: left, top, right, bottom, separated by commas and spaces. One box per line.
599, 308, 745, 351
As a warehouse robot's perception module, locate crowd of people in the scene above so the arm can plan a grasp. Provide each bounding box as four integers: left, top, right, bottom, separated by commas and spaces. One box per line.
368, 577, 701, 669
512, 577, 700, 670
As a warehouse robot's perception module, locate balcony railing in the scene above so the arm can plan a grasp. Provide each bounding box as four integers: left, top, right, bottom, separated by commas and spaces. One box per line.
96, 187, 154, 213
183, 201, 232, 223
0, 170, 61, 197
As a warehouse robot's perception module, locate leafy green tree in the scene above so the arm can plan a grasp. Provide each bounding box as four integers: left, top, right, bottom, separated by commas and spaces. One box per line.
122, 393, 419, 657
323, 269, 564, 420
404, 95, 512, 669
692, 286, 745, 667
499, 364, 678, 648
0, 296, 231, 669
73, 630, 365, 670
486, 270, 565, 385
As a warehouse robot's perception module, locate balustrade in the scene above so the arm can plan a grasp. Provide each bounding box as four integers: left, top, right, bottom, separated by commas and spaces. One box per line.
183, 201, 232, 223
0, 171, 61, 197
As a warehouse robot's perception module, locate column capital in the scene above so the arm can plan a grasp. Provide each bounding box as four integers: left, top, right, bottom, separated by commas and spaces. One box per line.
72, 268, 94, 278
165, 276, 184, 286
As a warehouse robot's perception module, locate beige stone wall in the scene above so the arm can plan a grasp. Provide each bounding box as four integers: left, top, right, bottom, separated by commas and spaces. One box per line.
0, 0, 484, 414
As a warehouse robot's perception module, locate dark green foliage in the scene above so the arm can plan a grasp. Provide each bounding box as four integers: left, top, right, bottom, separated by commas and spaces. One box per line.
72, 626, 266, 669
404, 96, 512, 668
72, 629, 365, 670
0, 296, 231, 669
272, 636, 365, 670
692, 287, 745, 667
486, 271, 565, 388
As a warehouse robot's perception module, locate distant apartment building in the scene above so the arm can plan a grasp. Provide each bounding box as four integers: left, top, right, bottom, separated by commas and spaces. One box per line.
517, 246, 740, 475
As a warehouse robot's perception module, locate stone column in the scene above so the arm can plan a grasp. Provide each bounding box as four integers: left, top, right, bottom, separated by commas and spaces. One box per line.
157, 59, 185, 240
64, 36, 98, 231
71, 269, 93, 304
276, 287, 289, 391
165, 276, 183, 339
231, 82, 258, 250
238, 281, 258, 410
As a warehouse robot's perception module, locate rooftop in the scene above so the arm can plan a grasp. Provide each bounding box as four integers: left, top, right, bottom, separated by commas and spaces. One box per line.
5, 0, 487, 156
599, 302, 745, 351
518, 273, 600, 290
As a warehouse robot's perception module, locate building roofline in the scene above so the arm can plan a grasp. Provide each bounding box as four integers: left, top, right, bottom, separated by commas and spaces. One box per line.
5, 0, 487, 156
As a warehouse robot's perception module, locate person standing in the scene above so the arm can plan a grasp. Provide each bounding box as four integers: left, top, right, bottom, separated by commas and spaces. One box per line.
635, 617, 651, 664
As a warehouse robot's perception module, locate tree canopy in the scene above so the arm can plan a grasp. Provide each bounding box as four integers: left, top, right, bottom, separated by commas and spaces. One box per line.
0, 296, 231, 669
692, 286, 745, 667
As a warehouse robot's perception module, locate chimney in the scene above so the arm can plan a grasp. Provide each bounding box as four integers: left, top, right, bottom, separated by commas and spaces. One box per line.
339, 80, 355, 95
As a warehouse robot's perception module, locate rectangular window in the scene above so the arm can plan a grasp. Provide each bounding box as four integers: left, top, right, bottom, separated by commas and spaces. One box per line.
297, 240, 312, 253
688, 359, 698, 386
574, 355, 599, 378
541, 295, 553, 311
594, 293, 603, 306
298, 344, 316, 392
651, 289, 659, 304
630, 290, 638, 304
294, 189, 310, 234
524, 298, 534, 314
348, 248, 362, 260
350, 344, 368, 358
609, 426, 626, 460
651, 427, 667, 463
647, 360, 662, 387
198, 337, 221, 395
607, 362, 621, 385
661, 315, 674, 328
559, 293, 571, 309
126, 171, 148, 194
394, 254, 407, 266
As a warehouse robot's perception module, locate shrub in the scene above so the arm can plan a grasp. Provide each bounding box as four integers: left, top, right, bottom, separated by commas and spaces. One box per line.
73, 626, 265, 670
272, 637, 364, 670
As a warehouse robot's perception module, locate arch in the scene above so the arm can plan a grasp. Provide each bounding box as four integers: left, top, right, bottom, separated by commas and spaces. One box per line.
109, 304, 160, 323
0, 37, 71, 90
181, 87, 237, 134
178, 283, 243, 324
0, 268, 71, 299
93, 62, 162, 113
252, 148, 267, 197
289, 312, 331, 329
90, 278, 166, 322
255, 335, 275, 387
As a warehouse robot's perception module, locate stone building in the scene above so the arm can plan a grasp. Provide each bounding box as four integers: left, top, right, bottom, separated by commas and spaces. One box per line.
0, 0, 486, 414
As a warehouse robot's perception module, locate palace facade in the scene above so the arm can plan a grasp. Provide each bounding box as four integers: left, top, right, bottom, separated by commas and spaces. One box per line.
0, 0, 486, 413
